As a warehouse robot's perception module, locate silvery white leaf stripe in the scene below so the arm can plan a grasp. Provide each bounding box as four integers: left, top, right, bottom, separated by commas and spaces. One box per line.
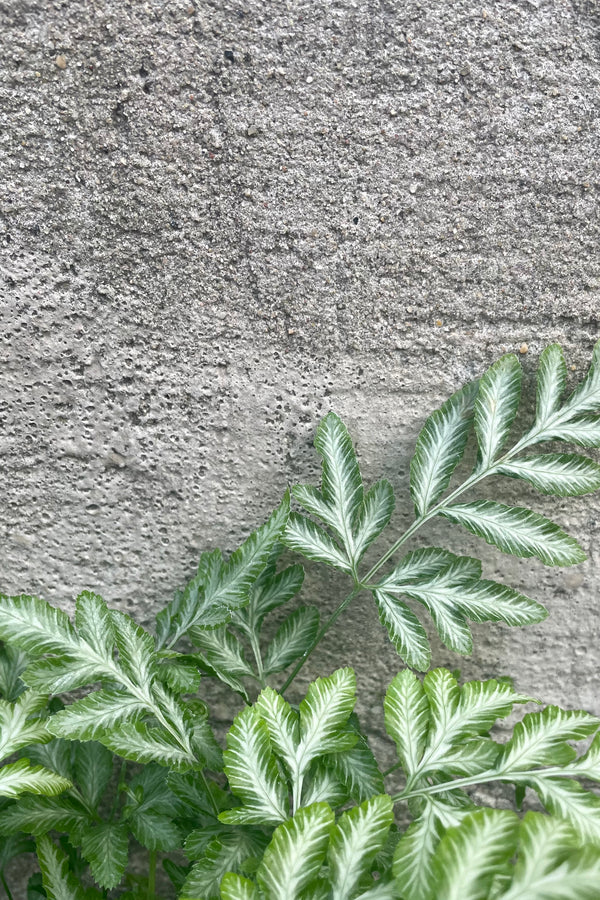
373, 589, 431, 671
284, 512, 353, 573
474, 354, 522, 470
410, 379, 478, 516
263, 606, 320, 675
0, 760, 72, 800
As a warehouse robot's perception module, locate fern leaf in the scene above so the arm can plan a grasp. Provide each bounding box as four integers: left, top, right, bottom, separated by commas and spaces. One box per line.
80, 822, 128, 890
439, 500, 586, 566
181, 832, 268, 900
353, 480, 395, 560
535, 414, 600, 448
220, 873, 260, 900
255, 686, 300, 770
528, 776, 600, 846
244, 564, 305, 629
0, 795, 90, 835
431, 808, 519, 900
220, 706, 288, 825
410, 380, 478, 516
48, 690, 146, 742
535, 344, 567, 426
0, 595, 78, 657
474, 354, 522, 470
313, 412, 364, 554
373, 590, 431, 671
497, 453, 600, 496
36, 834, 90, 900
296, 668, 357, 776
502, 812, 600, 899
0, 691, 52, 759
284, 513, 352, 573
384, 670, 430, 777
74, 742, 114, 809
497, 706, 600, 771
0, 760, 71, 799
328, 795, 394, 900
263, 607, 320, 675
257, 802, 335, 899
561, 339, 600, 418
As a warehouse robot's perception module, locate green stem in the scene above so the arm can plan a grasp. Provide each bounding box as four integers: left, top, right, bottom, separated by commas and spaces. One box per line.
249, 630, 267, 689
108, 760, 127, 823
147, 849, 157, 900
199, 770, 221, 819
1, 871, 13, 900
391, 765, 569, 804
280, 583, 362, 693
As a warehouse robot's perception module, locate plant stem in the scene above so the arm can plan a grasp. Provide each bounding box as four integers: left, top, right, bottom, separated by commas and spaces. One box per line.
147, 850, 157, 900
199, 770, 221, 819
280, 583, 362, 693
249, 630, 267, 689
108, 760, 127, 823
391, 765, 569, 804
0, 871, 13, 900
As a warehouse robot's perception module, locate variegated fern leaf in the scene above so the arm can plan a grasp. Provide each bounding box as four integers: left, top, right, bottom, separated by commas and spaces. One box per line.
284, 342, 600, 672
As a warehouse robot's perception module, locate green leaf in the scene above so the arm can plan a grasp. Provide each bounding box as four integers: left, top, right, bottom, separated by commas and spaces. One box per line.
255, 686, 300, 771
0, 691, 52, 759
99, 721, 195, 770
380, 547, 457, 586
0, 759, 72, 799
431, 808, 519, 900
313, 411, 364, 555
527, 776, 600, 846
263, 607, 320, 675
373, 590, 431, 671
391, 804, 445, 900
296, 668, 357, 777
384, 670, 429, 777
129, 810, 182, 851
353, 480, 395, 561
439, 500, 586, 566
156, 653, 202, 694
410, 380, 478, 516
111, 609, 156, 688
0, 795, 90, 835
48, 690, 146, 742
207, 496, 291, 612
283, 513, 352, 573
502, 812, 600, 899
80, 822, 128, 890
497, 453, 600, 496
564, 731, 600, 780
220, 873, 260, 900
498, 706, 600, 771
0, 643, 28, 701
74, 742, 113, 809
329, 715, 384, 803
535, 344, 567, 426
190, 626, 254, 684
36, 834, 89, 900
22, 656, 103, 694
301, 761, 347, 808
328, 795, 394, 900
0, 832, 35, 871
257, 803, 334, 899
535, 414, 600, 448
25, 738, 73, 780
244, 564, 305, 629
220, 705, 288, 825
474, 354, 522, 470
181, 832, 268, 900
0, 595, 79, 657
74, 591, 115, 663
561, 339, 600, 417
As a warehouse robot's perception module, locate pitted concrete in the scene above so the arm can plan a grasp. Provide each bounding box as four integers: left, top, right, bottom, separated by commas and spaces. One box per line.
1, 0, 600, 891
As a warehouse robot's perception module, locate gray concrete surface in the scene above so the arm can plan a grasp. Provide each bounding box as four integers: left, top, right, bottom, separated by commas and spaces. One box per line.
1, 0, 600, 892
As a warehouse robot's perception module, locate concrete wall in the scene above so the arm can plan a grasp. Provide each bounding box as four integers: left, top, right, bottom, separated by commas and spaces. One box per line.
2, 0, 600, 852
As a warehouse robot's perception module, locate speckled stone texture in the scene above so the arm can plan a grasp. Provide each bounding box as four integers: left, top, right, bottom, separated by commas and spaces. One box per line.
1, 0, 600, 890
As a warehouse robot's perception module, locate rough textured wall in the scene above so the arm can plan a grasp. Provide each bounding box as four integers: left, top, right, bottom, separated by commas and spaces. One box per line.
1, 0, 600, 817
